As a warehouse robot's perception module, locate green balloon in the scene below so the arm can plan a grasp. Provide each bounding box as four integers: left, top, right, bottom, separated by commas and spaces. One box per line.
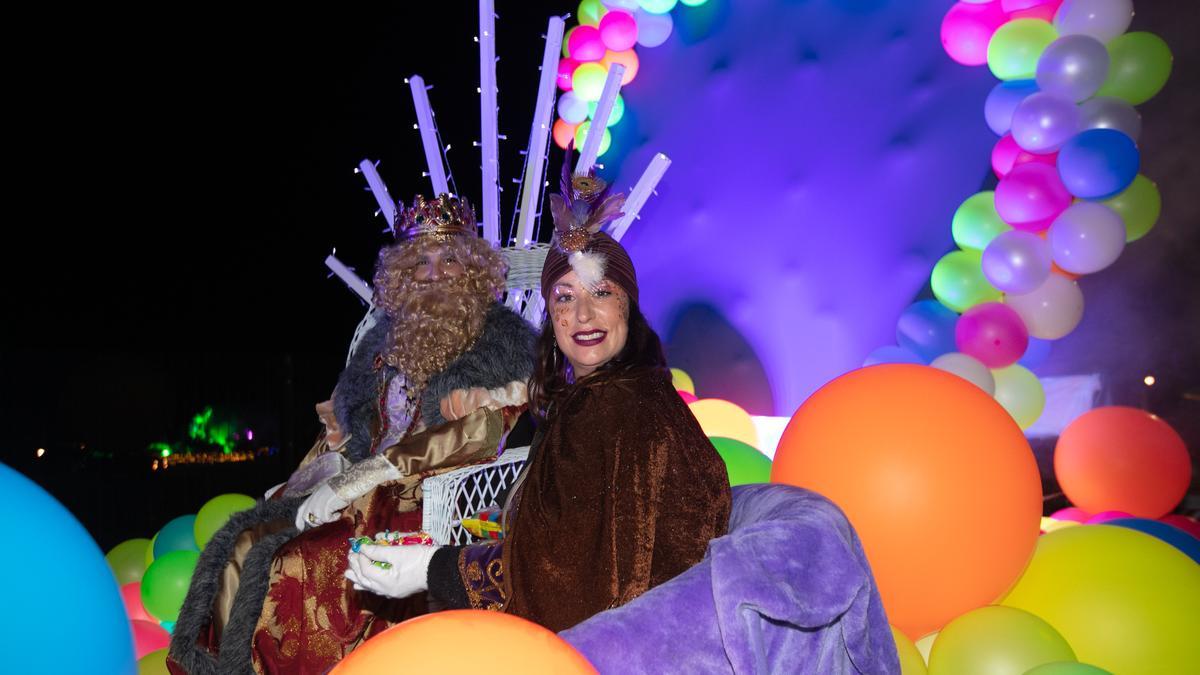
988, 19, 1058, 81
105, 538, 151, 586
928, 605, 1075, 675
952, 191, 1010, 251
562, 26, 576, 58
1097, 32, 1172, 106
194, 493, 256, 549
578, 0, 606, 27
709, 437, 772, 487
931, 250, 1001, 313
140, 550, 199, 622
1025, 662, 1113, 675
144, 532, 158, 569
1102, 174, 1161, 242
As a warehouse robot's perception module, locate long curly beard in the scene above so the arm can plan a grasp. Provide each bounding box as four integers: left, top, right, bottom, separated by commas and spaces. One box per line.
383, 277, 490, 385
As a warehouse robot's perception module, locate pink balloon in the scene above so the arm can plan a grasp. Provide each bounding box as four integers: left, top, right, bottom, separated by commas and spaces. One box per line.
1051, 506, 1091, 522
1085, 510, 1134, 524
992, 135, 1060, 179
941, 1, 1010, 66
678, 390, 698, 404
1007, 0, 1063, 21
955, 302, 1030, 368
568, 25, 606, 62
131, 619, 171, 659
120, 582, 155, 624
1159, 514, 1200, 539
556, 58, 580, 91
599, 10, 638, 51
995, 163, 1073, 227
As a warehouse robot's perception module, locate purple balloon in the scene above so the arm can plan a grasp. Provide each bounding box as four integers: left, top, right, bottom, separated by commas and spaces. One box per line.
1079, 96, 1142, 142
995, 162, 1073, 227
1057, 128, 1140, 199
1055, 0, 1134, 43
984, 79, 1039, 136
982, 230, 1052, 294
1035, 34, 1109, 102
1018, 336, 1052, 369
955, 302, 1029, 368
1011, 92, 1081, 153
1049, 202, 1126, 274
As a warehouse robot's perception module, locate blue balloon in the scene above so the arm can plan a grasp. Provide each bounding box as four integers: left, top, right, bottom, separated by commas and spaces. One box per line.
896, 299, 960, 362
984, 79, 1038, 136
153, 514, 199, 558
1108, 518, 1200, 565
1057, 128, 1140, 199
0, 463, 136, 674
1018, 336, 1052, 369
863, 345, 925, 367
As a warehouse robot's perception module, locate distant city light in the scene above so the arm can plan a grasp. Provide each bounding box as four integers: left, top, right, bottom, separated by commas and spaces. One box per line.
36, 448, 45, 458
1144, 375, 1156, 386
247, 429, 254, 441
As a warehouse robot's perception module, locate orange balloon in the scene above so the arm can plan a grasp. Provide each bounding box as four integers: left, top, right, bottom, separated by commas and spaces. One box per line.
331, 610, 596, 674
600, 49, 639, 85
553, 119, 579, 150
771, 364, 1041, 639
1054, 406, 1190, 518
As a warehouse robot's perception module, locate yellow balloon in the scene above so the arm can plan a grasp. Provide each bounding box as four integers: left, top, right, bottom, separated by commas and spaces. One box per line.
1001, 525, 1200, 674
992, 365, 1044, 430
688, 398, 757, 448
145, 532, 158, 569
670, 368, 695, 395
138, 648, 170, 675
892, 626, 928, 675
928, 605, 1074, 675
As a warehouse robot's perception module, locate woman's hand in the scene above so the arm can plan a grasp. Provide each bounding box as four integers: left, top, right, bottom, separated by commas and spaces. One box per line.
295, 482, 350, 530
344, 544, 438, 598
439, 387, 494, 422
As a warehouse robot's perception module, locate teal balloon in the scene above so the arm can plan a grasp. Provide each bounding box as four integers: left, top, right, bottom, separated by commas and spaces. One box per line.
710, 436, 772, 486
140, 550, 200, 622
160, 620, 176, 634
153, 514, 199, 558
0, 463, 136, 674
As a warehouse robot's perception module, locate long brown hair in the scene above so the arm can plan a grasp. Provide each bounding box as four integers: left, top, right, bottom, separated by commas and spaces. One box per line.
527, 297, 667, 421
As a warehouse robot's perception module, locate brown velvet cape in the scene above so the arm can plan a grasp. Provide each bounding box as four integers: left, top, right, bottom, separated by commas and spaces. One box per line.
489, 366, 731, 632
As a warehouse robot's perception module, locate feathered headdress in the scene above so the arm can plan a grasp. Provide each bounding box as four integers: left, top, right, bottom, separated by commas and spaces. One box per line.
547, 158, 626, 291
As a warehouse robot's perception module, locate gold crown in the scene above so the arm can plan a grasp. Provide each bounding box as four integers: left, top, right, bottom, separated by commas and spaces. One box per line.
394, 193, 478, 242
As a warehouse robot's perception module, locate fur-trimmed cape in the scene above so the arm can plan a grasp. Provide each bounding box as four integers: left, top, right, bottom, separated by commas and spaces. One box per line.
333, 302, 536, 461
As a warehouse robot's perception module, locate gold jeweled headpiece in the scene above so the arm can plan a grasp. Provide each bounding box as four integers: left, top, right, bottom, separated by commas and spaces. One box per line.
547, 161, 626, 290
394, 193, 479, 242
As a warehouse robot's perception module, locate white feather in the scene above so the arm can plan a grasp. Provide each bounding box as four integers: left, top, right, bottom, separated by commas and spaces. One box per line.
569, 250, 607, 291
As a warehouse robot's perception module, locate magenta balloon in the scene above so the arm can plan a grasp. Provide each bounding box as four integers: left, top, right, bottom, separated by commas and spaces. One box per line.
995, 163, 1073, 227
1011, 92, 1081, 153
955, 302, 1030, 368
941, 1, 1010, 66
1048, 202, 1126, 274
599, 10, 638, 51
982, 230, 1053, 294
992, 134, 1059, 178
568, 25, 606, 62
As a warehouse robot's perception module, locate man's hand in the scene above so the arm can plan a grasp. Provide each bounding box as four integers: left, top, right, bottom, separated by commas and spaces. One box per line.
439, 387, 494, 422
344, 543, 438, 598
295, 482, 350, 530
316, 399, 346, 448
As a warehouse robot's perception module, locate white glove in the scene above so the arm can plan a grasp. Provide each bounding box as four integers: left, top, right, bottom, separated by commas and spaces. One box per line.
294, 482, 350, 530
344, 543, 438, 599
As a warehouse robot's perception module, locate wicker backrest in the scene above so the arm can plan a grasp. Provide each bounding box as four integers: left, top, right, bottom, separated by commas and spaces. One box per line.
421, 446, 530, 545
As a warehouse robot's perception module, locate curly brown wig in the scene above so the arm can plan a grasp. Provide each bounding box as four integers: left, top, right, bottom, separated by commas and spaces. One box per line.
373, 236, 508, 385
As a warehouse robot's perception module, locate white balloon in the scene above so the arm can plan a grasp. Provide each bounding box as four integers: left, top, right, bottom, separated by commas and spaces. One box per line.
931, 353, 997, 396
1005, 274, 1084, 340
1049, 202, 1126, 274
1054, 0, 1134, 43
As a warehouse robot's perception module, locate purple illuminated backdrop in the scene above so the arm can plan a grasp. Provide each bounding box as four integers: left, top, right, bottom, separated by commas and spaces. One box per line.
603, 0, 995, 415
